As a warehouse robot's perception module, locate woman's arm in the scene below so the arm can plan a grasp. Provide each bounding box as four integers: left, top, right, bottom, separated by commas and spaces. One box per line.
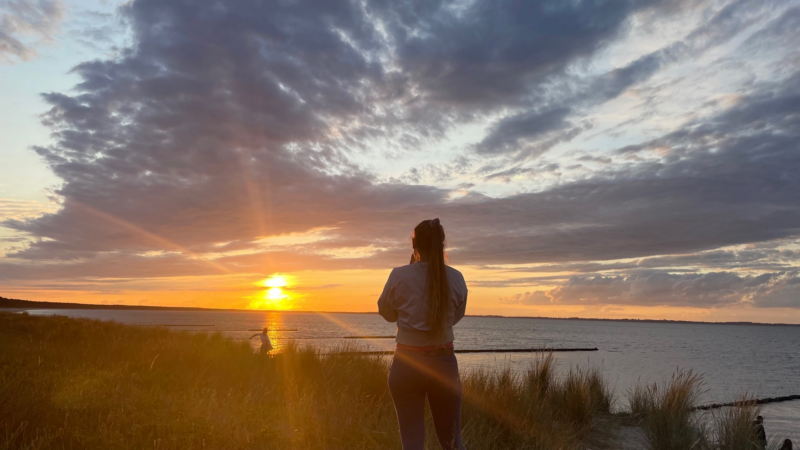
377, 269, 399, 323
454, 291, 467, 325
249, 334, 259, 339
453, 274, 468, 325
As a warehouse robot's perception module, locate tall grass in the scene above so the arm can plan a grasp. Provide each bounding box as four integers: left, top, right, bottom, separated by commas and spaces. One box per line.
0, 312, 613, 450
630, 373, 779, 450
709, 397, 763, 450
629, 370, 707, 450
459, 354, 613, 449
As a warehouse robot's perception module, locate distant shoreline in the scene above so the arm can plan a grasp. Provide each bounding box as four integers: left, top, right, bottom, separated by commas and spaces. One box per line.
3, 295, 800, 327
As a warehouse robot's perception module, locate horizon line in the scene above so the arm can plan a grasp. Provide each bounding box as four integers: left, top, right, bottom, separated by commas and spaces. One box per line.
3, 296, 800, 328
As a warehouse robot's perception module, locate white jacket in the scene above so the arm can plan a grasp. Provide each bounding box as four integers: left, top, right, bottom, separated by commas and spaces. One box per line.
377, 262, 468, 346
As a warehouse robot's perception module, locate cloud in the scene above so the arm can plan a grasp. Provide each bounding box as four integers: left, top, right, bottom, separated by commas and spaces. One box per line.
3, 0, 444, 263
753, 272, 800, 308
499, 291, 551, 305
462, 69, 800, 264
0, 197, 56, 220
2, 0, 800, 311
504, 270, 800, 308
482, 243, 800, 277
474, 107, 577, 156
551, 272, 768, 306
473, 0, 777, 158
378, 0, 674, 109
743, 6, 800, 52
0, 0, 64, 63
576, 155, 613, 165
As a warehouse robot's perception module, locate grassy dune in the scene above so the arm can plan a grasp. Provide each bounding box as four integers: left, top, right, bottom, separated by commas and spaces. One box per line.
0, 312, 614, 450
2, 312, 771, 449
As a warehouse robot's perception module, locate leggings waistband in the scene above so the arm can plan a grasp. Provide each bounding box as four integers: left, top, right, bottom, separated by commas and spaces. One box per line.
396, 342, 454, 352
396, 342, 454, 357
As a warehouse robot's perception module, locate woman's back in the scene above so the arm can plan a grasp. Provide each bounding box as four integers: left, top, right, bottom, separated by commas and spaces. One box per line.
378, 262, 468, 346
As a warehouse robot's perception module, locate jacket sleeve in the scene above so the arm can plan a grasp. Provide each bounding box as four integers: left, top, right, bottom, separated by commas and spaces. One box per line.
377, 270, 399, 323
453, 289, 467, 325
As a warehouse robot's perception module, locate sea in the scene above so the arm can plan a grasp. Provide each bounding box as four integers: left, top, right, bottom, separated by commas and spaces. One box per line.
11, 308, 800, 442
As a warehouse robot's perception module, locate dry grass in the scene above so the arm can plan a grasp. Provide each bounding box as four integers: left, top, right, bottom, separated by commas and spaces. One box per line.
630, 372, 782, 450
0, 312, 614, 450
709, 397, 763, 450
629, 370, 708, 450
459, 354, 613, 449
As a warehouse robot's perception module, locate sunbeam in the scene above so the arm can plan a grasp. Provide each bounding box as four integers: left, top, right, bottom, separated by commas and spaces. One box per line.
69, 199, 234, 274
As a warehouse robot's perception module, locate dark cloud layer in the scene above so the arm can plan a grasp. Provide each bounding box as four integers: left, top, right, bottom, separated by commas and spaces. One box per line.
471, 0, 776, 160
501, 270, 800, 308
2, 0, 800, 310
380, 0, 665, 108
489, 245, 800, 277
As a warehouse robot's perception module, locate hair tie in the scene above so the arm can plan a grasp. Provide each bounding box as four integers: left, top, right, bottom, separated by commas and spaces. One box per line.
430, 218, 440, 227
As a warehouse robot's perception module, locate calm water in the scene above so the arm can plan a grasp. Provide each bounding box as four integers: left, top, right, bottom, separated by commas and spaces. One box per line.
14, 309, 800, 441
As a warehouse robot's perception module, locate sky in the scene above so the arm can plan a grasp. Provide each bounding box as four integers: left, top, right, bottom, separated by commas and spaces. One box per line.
1, 0, 799, 322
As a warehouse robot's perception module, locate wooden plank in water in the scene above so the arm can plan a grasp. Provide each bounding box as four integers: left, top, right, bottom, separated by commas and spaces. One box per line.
140, 326, 297, 331
458, 347, 598, 353
693, 394, 800, 411
343, 335, 396, 339
339, 347, 599, 355
246, 329, 297, 332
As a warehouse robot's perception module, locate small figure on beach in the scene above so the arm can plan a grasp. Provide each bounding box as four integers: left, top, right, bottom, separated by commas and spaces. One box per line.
752, 415, 767, 449
378, 218, 468, 450
250, 327, 273, 353
780, 439, 793, 450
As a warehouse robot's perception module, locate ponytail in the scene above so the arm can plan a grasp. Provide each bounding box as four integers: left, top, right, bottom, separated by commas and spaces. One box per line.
412, 218, 450, 337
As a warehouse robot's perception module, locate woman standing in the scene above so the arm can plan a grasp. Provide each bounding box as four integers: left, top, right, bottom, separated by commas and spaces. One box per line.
378, 218, 468, 450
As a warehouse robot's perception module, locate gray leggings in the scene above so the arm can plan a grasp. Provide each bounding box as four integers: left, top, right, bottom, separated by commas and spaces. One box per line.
388, 349, 466, 450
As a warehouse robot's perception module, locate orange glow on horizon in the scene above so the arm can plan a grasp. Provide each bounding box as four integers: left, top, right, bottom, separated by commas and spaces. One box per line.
9, 266, 800, 325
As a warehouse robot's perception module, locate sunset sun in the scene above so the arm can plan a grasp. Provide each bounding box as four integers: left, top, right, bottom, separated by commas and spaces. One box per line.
248, 275, 294, 310
262, 275, 288, 289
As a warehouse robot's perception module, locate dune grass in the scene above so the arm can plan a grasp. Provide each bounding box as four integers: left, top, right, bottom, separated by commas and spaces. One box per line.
0, 312, 614, 450
458, 354, 613, 449
709, 397, 764, 450
630, 372, 780, 450
629, 370, 707, 450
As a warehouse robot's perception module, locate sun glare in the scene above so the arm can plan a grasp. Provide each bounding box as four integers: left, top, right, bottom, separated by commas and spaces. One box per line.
248, 274, 294, 310
262, 275, 288, 288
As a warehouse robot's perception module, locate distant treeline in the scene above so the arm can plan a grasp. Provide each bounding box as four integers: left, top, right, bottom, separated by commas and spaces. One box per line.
2, 296, 799, 327
0, 296, 218, 312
